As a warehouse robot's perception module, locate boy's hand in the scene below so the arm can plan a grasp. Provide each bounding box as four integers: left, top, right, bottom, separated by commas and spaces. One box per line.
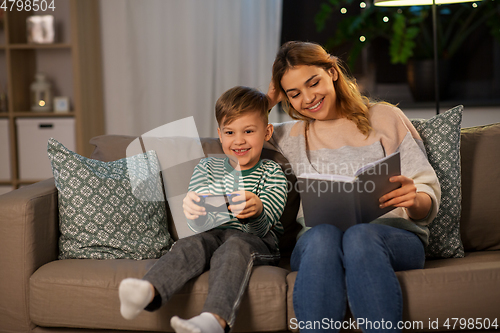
183, 191, 207, 219
228, 190, 263, 219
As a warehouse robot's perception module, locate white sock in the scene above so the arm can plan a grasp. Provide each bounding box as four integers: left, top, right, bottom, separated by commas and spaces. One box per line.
118, 278, 153, 320
170, 312, 225, 333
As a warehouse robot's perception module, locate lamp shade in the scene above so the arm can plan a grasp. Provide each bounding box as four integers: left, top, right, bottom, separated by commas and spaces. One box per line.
375, 0, 478, 6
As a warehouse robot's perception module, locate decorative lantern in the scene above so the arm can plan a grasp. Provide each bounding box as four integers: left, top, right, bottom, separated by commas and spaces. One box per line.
30, 73, 52, 112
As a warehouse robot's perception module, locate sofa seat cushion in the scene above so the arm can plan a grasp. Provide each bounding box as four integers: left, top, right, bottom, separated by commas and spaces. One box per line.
286, 251, 500, 332
30, 259, 289, 332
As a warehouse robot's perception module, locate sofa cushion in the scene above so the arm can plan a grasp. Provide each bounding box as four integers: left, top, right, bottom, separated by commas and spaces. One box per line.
411, 106, 464, 258
90, 135, 301, 257
460, 122, 500, 251
48, 138, 173, 260
30, 260, 289, 332
286, 251, 500, 331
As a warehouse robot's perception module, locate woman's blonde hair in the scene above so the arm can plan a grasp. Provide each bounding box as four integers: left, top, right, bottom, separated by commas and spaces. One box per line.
272, 41, 373, 136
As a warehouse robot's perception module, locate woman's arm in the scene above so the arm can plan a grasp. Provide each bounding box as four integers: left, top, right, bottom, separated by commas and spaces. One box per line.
371, 104, 441, 225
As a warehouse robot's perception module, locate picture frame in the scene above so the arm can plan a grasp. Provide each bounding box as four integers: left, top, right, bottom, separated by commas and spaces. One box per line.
53, 96, 70, 113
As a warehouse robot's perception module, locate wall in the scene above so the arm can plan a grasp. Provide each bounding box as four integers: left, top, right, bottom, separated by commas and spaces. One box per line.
403, 106, 500, 128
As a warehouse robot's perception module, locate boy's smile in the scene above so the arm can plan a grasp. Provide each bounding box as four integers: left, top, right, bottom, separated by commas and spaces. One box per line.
233, 148, 250, 156
218, 112, 273, 171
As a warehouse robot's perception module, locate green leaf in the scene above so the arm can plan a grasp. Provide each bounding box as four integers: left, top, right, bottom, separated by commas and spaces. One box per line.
390, 15, 419, 64
315, 3, 334, 32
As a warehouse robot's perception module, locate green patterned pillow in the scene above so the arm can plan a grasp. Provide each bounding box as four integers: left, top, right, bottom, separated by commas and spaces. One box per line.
47, 138, 173, 260
411, 105, 464, 258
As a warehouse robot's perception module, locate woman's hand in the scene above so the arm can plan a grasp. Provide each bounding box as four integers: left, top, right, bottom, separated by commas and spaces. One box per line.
266, 80, 284, 109
379, 175, 432, 220
182, 191, 206, 219
228, 190, 264, 219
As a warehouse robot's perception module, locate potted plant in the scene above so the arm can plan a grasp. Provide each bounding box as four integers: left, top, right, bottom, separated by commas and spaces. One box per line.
315, 0, 500, 100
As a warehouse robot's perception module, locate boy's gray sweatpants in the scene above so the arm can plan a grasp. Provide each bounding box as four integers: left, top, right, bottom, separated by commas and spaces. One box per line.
143, 228, 280, 328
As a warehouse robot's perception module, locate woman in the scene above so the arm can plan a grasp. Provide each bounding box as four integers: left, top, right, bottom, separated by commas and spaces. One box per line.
267, 41, 441, 332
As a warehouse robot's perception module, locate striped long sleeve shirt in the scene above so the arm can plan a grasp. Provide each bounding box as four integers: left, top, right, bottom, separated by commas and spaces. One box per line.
187, 157, 287, 248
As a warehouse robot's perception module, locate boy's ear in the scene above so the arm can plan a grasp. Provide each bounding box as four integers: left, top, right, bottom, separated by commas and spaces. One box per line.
217, 127, 222, 142
264, 123, 274, 141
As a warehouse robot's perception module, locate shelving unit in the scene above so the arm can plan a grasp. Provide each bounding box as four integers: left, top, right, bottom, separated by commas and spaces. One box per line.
0, 0, 104, 191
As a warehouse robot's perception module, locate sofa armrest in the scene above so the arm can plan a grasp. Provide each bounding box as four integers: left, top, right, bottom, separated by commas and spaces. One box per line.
0, 179, 59, 333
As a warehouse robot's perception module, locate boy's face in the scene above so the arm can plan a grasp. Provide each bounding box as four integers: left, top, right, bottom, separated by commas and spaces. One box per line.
217, 111, 273, 171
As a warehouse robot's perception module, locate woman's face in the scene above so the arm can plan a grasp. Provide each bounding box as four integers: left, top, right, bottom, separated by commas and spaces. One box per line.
280, 65, 339, 121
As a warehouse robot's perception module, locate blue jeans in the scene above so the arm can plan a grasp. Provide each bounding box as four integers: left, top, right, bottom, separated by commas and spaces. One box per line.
290, 223, 425, 333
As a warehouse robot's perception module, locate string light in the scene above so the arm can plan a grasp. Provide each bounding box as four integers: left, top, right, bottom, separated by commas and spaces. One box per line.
383, 16, 390, 22
340, 7, 347, 13
360, 2, 367, 8
360, 36, 366, 42
472, 2, 478, 7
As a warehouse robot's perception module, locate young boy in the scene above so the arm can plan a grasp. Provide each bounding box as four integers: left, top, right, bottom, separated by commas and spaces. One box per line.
118, 86, 288, 333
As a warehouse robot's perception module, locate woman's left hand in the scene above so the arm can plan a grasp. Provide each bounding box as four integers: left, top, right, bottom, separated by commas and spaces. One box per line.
379, 175, 432, 220
379, 175, 416, 209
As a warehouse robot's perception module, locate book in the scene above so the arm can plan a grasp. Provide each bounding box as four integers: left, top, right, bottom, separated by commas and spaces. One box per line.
297, 151, 401, 231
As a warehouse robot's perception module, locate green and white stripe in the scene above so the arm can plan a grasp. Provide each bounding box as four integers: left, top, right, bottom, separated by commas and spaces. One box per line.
188, 157, 287, 248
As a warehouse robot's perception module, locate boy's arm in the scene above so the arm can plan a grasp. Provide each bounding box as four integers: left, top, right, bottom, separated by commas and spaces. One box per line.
188, 160, 209, 194
186, 160, 216, 232
244, 164, 288, 238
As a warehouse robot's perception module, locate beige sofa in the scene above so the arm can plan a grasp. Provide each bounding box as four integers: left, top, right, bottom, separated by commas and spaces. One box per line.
1, 122, 499, 333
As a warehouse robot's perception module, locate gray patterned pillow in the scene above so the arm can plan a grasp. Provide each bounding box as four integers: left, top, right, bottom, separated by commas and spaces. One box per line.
411, 105, 464, 258
47, 138, 173, 260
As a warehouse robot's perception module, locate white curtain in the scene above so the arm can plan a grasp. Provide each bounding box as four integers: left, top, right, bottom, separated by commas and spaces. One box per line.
100, 0, 283, 138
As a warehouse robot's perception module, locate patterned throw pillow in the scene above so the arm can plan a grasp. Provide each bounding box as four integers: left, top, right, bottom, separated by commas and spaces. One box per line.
411, 105, 464, 258
47, 138, 173, 260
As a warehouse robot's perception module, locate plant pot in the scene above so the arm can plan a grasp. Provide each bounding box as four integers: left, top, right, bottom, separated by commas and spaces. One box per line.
407, 59, 451, 102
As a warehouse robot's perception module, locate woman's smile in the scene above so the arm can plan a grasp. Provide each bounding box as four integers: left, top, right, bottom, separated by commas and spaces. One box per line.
306, 97, 324, 112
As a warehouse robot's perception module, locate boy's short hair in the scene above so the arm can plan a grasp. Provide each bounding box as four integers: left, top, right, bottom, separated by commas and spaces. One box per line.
215, 86, 270, 127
